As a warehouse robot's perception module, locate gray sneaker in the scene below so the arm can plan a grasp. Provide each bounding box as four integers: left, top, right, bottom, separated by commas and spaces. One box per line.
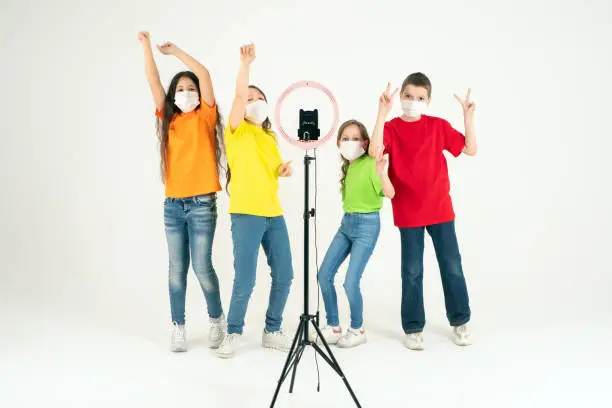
404, 332, 424, 351
452, 324, 473, 346
216, 333, 241, 359
262, 330, 291, 352
209, 314, 227, 349
171, 322, 187, 352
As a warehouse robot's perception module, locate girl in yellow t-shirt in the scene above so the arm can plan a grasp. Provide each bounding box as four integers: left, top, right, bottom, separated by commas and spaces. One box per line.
138, 32, 226, 353
216, 43, 294, 359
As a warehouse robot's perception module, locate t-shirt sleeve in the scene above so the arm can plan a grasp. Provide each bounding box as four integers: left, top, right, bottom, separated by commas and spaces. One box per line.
198, 100, 218, 125
383, 121, 393, 155
224, 120, 247, 149
369, 159, 385, 197
442, 119, 466, 157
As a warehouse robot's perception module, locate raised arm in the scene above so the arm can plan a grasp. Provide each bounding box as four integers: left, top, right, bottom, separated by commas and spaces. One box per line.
375, 146, 395, 199
454, 88, 478, 156
228, 44, 256, 131
369, 83, 398, 157
157, 42, 215, 107
138, 31, 165, 111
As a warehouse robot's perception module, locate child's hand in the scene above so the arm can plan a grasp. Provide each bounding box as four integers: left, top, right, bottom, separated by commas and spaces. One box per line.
379, 83, 398, 116
454, 88, 476, 120
278, 161, 293, 177
157, 42, 180, 56
374, 146, 389, 175
138, 31, 151, 47
240, 43, 256, 66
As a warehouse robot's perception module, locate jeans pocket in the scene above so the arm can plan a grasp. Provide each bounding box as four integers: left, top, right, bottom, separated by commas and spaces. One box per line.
195, 194, 216, 208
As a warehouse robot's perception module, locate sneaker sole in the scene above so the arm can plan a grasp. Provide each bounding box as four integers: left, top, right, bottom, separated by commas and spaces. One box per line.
404, 342, 424, 351
171, 347, 188, 353
209, 338, 225, 349
262, 343, 290, 352
310, 337, 341, 345
337, 339, 367, 348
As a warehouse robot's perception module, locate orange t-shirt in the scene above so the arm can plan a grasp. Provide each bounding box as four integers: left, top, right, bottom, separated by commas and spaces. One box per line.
156, 102, 222, 198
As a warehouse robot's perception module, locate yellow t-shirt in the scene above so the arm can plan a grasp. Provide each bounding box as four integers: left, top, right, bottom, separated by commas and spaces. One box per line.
156, 102, 221, 198
225, 121, 283, 217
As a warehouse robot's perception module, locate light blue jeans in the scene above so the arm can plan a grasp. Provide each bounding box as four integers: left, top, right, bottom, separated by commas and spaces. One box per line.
227, 214, 294, 334
164, 194, 223, 325
317, 212, 380, 329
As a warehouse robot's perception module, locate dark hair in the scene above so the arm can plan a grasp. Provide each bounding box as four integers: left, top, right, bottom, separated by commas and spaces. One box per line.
225, 84, 274, 192
401, 72, 432, 98
156, 71, 226, 186
337, 120, 370, 194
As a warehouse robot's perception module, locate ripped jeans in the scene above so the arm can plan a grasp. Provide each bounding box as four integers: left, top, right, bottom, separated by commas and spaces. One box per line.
164, 194, 223, 325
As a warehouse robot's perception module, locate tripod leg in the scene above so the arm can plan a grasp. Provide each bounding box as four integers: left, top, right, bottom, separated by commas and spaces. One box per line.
270, 319, 305, 408
311, 343, 362, 407
288, 341, 307, 393
310, 321, 362, 408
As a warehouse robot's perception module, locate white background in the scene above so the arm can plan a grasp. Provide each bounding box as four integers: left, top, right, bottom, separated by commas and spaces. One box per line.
1, 0, 611, 406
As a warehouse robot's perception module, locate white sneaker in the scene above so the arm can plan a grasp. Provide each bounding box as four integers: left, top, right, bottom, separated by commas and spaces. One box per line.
309, 325, 343, 345
453, 324, 473, 346
404, 332, 424, 350
337, 328, 367, 348
216, 332, 241, 359
170, 322, 187, 352
262, 330, 291, 352
208, 314, 227, 349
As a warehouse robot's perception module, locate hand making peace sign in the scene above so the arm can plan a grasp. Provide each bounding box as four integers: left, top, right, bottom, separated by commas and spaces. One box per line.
454, 88, 476, 120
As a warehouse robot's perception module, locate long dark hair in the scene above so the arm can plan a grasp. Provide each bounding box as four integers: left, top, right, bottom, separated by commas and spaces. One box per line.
225, 84, 274, 192
156, 71, 226, 185
337, 120, 370, 194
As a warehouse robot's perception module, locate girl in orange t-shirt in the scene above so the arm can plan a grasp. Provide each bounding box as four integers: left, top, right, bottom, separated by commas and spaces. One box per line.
138, 31, 226, 352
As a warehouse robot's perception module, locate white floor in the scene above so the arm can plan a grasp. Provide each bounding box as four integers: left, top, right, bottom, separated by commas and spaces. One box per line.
1, 298, 611, 408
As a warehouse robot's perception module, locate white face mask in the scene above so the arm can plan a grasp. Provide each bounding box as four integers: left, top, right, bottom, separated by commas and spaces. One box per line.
246, 100, 269, 124
339, 141, 366, 161
401, 100, 427, 117
174, 91, 200, 113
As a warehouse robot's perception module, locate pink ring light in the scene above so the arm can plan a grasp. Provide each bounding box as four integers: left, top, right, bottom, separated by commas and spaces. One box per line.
274, 80, 340, 150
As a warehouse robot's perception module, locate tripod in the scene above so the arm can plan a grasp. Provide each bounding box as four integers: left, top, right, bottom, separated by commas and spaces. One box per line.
270, 153, 362, 408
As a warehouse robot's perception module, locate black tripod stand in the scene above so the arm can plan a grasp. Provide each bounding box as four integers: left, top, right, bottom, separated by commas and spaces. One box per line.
270, 153, 362, 408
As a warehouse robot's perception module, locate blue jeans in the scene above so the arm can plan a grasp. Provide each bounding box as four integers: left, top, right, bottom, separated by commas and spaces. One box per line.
164, 194, 223, 325
400, 220, 471, 333
317, 212, 381, 329
227, 214, 294, 334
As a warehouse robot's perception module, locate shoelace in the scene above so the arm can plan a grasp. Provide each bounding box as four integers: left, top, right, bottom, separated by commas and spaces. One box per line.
222, 333, 237, 347
409, 333, 422, 342
173, 323, 185, 342
347, 328, 361, 337
210, 320, 226, 337
341, 328, 362, 342
456, 325, 469, 338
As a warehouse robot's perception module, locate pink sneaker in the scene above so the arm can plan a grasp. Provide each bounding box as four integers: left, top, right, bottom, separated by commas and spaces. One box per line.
309, 325, 343, 345
337, 328, 367, 348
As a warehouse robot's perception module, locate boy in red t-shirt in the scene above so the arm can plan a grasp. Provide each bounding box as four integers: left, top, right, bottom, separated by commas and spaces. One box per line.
369, 73, 477, 350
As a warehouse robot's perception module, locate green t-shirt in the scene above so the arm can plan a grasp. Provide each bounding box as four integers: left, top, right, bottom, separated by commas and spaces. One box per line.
342, 155, 384, 213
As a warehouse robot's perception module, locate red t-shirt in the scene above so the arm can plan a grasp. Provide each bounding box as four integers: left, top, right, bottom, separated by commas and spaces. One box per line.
383, 115, 465, 228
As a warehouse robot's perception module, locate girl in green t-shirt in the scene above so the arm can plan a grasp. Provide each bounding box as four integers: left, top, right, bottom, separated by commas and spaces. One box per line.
314, 120, 395, 348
